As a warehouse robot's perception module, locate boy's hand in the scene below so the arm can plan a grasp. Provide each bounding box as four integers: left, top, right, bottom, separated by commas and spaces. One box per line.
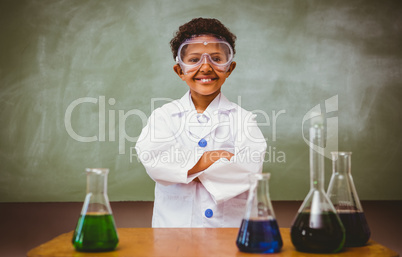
207, 150, 234, 162
188, 150, 234, 176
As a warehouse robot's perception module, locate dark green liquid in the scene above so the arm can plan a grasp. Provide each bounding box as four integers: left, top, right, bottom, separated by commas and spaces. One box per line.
291, 211, 345, 253
72, 213, 119, 252
339, 212, 371, 246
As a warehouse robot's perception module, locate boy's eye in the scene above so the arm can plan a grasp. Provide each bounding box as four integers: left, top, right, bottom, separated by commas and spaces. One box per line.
188, 57, 200, 63
212, 56, 222, 62
211, 54, 228, 63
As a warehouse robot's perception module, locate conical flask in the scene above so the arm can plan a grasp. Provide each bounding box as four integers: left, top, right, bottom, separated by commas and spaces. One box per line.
327, 152, 371, 246
236, 173, 283, 253
72, 168, 119, 252
290, 117, 345, 253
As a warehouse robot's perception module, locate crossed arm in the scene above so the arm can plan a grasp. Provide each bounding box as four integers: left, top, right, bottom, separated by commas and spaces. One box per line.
188, 150, 234, 176
188, 150, 234, 182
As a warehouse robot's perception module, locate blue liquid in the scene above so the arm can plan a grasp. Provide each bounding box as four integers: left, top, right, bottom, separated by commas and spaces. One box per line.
236, 219, 283, 253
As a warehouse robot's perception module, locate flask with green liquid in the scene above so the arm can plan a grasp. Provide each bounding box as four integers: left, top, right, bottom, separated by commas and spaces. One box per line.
72, 168, 119, 252
290, 116, 345, 253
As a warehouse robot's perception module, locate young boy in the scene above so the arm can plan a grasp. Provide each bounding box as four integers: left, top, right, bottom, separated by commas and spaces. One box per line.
135, 18, 267, 227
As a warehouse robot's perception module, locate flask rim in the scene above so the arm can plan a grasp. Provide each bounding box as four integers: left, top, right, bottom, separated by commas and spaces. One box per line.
85, 168, 109, 175
331, 151, 352, 156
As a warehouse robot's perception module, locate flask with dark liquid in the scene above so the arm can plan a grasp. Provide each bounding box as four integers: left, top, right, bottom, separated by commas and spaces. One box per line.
290, 116, 345, 253
72, 168, 119, 252
236, 173, 283, 253
327, 152, 371, 247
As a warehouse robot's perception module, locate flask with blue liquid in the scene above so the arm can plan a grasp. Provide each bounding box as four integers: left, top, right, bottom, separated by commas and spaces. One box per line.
236, 173, 283, 253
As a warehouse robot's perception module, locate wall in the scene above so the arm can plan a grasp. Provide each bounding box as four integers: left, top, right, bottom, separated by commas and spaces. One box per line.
1, 0, 401, 202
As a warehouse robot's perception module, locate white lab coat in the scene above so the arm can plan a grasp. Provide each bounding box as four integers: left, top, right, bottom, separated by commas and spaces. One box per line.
135, 91, 267, 227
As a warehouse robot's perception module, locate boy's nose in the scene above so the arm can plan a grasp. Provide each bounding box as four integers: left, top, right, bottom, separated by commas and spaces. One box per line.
198, 55, 213, 72
199, 63, 213, 73
199, 59, 213, 73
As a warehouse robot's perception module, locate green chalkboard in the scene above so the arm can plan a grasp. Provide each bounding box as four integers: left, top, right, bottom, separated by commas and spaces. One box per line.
1, 0, 401, 202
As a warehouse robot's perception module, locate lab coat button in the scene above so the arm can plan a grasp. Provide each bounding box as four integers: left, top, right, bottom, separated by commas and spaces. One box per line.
198, 138, 207, 147
205, 209, 213, 218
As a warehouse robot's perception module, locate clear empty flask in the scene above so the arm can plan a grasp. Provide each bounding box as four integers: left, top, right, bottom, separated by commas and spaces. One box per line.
72, 168, 119, 252
290, 116, 345, 253
327, 152, 371, 246
236, 173, 283, 253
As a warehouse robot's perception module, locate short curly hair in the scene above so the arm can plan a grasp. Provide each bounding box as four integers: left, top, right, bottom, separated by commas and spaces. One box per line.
170, 17, 237, 60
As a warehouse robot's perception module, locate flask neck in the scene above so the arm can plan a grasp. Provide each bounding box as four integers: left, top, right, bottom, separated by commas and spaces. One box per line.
245, 173, 276, 220
328, 151, 364, 211
86, 168, 108, 195
309, 124, 325, 191
332, 152, 352, 175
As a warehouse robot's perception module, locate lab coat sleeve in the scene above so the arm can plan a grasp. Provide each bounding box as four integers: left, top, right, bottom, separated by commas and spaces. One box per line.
135, 108, 200, 186
198, 112, 267, 204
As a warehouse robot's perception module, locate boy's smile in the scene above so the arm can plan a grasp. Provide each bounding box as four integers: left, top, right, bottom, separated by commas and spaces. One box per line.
173, 35, 236, 109
176, 61, 235, 99
194, 75, 218, 84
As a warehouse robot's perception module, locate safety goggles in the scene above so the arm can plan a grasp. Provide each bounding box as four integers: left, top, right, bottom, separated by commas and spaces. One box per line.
176, 36, 234, 74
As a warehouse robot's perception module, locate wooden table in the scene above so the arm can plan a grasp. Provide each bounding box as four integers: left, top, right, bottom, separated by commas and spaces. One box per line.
27, 228, 399, 257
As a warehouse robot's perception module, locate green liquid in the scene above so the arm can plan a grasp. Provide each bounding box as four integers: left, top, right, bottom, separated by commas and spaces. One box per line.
72, 213, 119, 252
291, 212, 345, 253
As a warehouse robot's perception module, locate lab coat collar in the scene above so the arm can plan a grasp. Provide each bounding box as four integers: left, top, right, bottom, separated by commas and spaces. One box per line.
172, 91, 236, 115
172, 91, 236, 140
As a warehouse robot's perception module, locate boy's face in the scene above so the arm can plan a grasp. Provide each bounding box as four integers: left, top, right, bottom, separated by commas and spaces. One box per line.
173, 35, 236, 98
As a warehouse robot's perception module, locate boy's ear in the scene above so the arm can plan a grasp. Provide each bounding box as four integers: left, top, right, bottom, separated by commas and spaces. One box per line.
173, 64, 186, 80
225, 61, 236, 78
